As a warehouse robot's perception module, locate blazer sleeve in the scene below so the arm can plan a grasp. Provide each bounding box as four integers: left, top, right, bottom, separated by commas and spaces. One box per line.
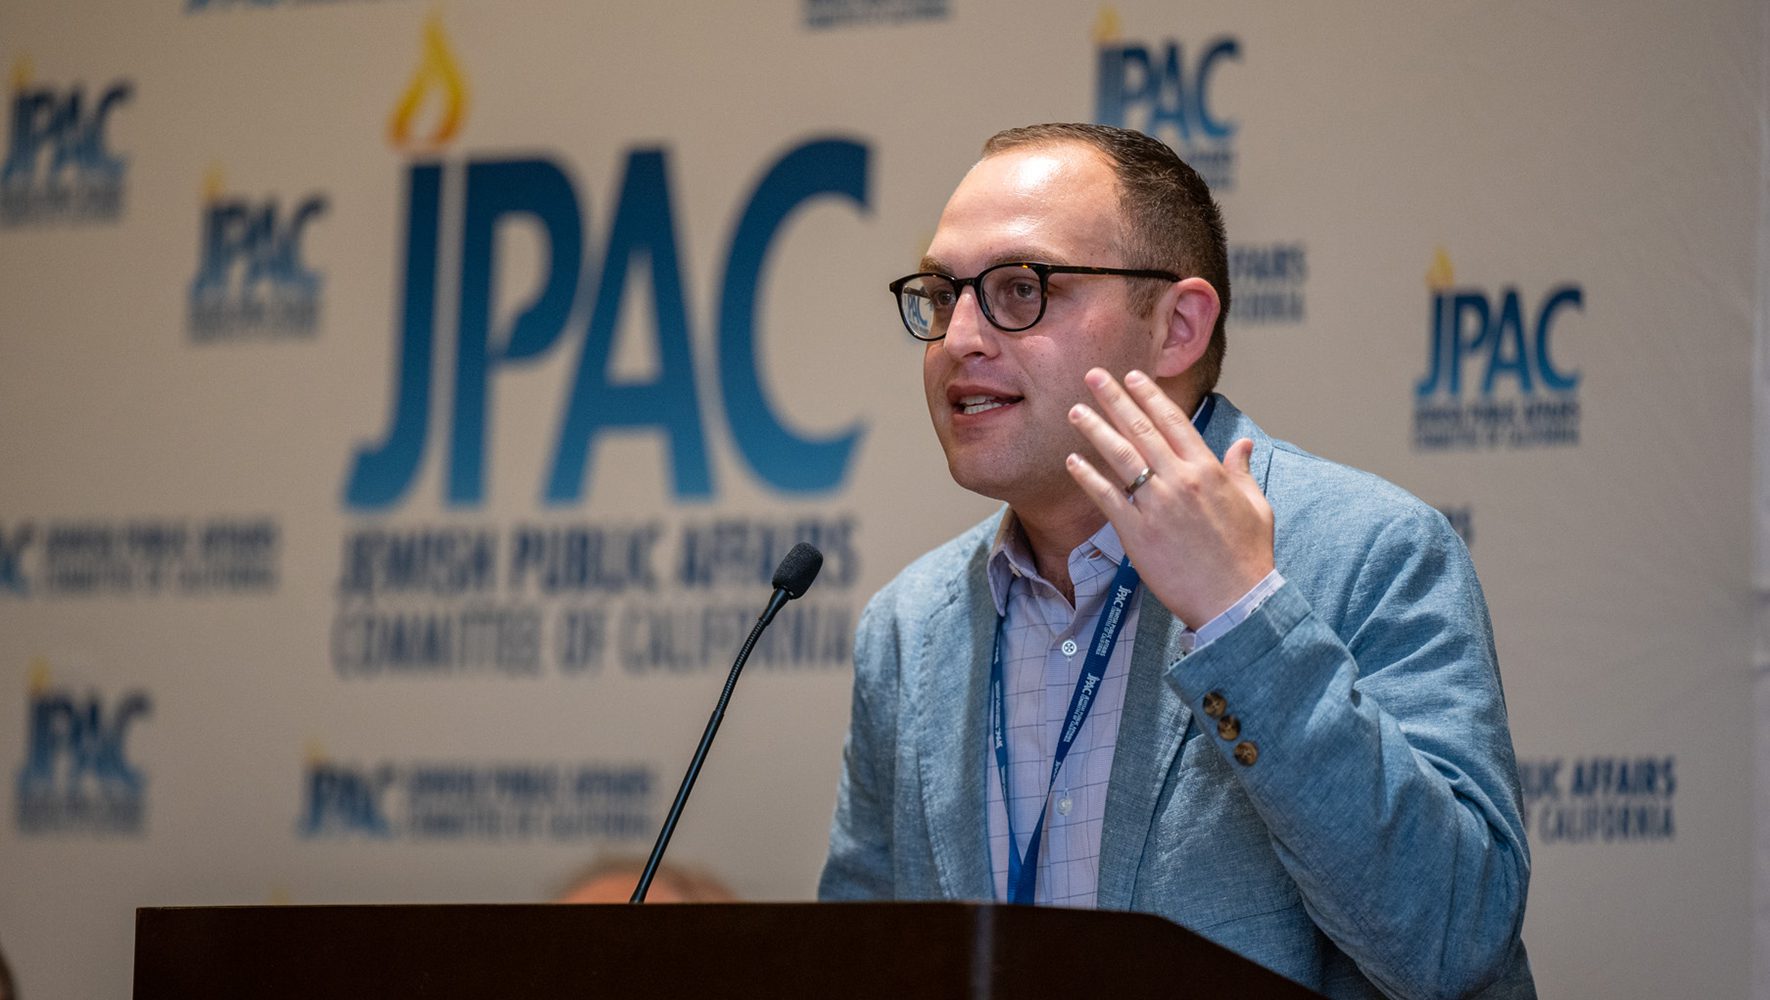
1168, 502, 1529, 1000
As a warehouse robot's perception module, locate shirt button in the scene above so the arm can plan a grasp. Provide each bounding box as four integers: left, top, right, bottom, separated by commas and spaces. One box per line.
1056, 795, 1073, 815
1233, 741, 1259, 766
1202, 691, 1226, 718
1060, 639, 1078, 657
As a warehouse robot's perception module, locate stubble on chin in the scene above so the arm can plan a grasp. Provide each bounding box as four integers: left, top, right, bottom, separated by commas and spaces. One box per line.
944, 442, 1075, 512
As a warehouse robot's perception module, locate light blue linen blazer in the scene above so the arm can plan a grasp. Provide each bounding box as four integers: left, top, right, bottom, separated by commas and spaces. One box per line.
820, 396, 1536, 1000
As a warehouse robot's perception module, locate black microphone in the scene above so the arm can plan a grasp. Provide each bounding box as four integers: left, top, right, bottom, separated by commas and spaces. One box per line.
630, 542, 824, 903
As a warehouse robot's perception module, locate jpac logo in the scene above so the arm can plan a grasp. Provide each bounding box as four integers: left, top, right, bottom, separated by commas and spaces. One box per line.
344, 19, 868, 510
1413, 249, 1583, 451
187, 165, 329, 342
298, 751, 394, 837
14, 660, 152, 835
1, 59, 131, 226
1092, 9, 1239, 191
296, 751, 656, 841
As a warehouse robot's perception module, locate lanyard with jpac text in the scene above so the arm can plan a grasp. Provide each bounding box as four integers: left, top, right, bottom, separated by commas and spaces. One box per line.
988, 394, 1214, 905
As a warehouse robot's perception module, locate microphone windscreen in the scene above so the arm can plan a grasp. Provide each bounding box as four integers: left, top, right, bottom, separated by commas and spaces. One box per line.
771, 542, 824, 599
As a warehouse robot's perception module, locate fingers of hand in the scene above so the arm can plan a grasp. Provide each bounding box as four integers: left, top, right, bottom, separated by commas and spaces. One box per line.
1065, 452, 1134, 516
1082, 369, 1176, 476
1068, 400, 1154, 487
1225, 438, 1274, 519
1123, 369, 1208, 459
1227, 437, 1253, 477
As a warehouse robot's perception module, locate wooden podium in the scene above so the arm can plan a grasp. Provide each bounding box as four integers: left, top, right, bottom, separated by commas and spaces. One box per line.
135, 901, 1326, 998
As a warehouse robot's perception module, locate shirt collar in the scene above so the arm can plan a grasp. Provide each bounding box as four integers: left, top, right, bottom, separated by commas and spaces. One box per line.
985, 510, 1128, 617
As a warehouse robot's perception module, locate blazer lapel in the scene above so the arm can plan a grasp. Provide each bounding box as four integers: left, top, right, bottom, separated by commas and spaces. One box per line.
915, 548, 998, 900
1201, 394, 1274, 494
1096, 394, 1271, 909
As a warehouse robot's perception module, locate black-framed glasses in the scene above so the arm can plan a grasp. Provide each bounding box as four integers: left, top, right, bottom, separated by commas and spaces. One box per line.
889, 262, 1180, 341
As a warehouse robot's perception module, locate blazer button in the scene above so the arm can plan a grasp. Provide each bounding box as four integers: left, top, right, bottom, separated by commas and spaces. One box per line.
1233, 741, 1259, 766
1202, 691, 1226, 718
1216, 715, 1240, 741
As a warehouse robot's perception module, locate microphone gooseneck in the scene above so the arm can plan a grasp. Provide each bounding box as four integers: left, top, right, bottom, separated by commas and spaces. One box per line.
630, 543, 824, 903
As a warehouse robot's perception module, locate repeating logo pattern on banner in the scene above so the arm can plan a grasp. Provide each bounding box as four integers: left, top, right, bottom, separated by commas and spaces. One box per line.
1519, 755, 1675, 844
1413, 250, 1584, 450
187, 166, 328, 342
1090, 12, 1308, 328
1093, 9, 1239, 192
14, 661, 152, 835
1229, 241, 1307, 326
1, 60, 130, 226
0, 518, 279, 597
297, 750, 654, 841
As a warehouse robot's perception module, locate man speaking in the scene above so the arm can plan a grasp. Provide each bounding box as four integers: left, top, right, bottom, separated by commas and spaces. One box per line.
819, 123, 1535, 999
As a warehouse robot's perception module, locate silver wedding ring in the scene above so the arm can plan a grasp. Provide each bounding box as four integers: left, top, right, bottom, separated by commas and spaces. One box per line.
1124, 466, 1153, 499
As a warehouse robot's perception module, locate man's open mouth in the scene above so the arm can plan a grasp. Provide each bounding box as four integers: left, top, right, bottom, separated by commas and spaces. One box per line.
955, 394, 1021, 416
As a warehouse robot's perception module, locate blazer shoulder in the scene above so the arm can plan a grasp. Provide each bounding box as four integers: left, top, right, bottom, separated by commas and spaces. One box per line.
852, 511, 1001, 693
1212, 395, 1449, 543
866, 510, 1002, 618
1265, 436, 1456, 543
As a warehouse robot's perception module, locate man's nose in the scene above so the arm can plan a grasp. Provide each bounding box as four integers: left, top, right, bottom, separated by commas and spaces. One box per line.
940, 286, 998, 359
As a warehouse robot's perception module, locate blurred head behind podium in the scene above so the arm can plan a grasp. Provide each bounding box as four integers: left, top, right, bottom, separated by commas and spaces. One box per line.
552, 855, 738, 904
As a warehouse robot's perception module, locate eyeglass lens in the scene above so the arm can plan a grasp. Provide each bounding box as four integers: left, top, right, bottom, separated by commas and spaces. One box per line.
898, 264, 1044, 340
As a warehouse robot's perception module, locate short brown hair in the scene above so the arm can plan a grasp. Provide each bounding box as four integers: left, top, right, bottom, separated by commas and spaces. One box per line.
981, 123, 1230, 394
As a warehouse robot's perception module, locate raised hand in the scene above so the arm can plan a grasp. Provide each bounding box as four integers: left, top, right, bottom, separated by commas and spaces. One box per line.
1065, 367, 1274, 628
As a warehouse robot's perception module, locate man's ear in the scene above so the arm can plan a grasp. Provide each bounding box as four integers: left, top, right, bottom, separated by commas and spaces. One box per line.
1153, 277, 1220, 380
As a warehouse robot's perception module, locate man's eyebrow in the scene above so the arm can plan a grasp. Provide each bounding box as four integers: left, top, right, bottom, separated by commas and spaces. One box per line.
917, 248, 1062, 274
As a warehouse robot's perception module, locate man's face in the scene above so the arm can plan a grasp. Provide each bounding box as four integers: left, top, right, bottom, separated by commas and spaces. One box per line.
921, 142, 1168, 512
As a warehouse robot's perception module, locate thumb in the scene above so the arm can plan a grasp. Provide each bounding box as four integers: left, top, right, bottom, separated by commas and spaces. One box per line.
1226, 438, 1262, 498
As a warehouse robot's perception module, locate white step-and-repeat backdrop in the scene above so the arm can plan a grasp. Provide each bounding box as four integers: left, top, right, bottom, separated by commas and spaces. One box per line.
1, 2, 1761, 997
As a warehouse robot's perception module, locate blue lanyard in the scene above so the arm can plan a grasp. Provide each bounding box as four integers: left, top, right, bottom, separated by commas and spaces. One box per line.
988, 394, 1214, 905
991, 557, 1140, 905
